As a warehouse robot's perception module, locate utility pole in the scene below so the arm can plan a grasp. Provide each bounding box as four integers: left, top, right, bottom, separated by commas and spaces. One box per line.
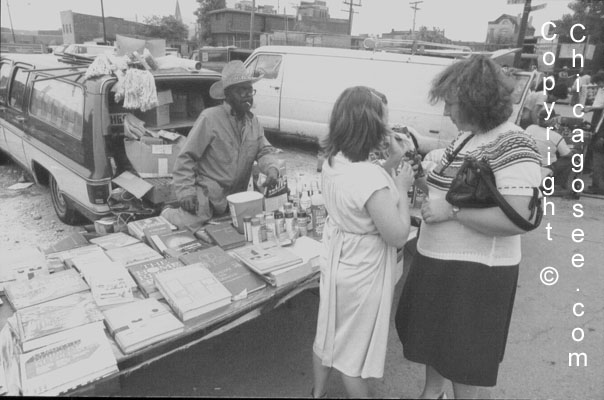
342, 0, 361, 36
100, 0, 107, 45
513, 0, 532, 68
409, 1, 423, 42
6, 0, 16, 43
249, 0, 256, 49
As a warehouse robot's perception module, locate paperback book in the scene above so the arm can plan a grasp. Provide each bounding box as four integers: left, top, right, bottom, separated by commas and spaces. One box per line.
204, 222, 247, 250
103, 298, 184, 354
180, 246, 266, 300
154, 264, 232, 321
19, 323, 118, 396
41, 231, 89, 255
14, 291, 105, 352
231, 245, 303, 275
105, 242, 164, 268
1, 249, 50, 293
3, 268, 90, 310
149, 229, 213, 257
89, 232, 140, 250
127, 258, 186, 299
127, 216, 176, 241
84, 263, 136, 306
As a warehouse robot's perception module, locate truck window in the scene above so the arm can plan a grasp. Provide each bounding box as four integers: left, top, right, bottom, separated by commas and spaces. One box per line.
0, 62, 11, 104
248, 55, 281, 79
30, 78, 84, 139
8, 67, 29, 111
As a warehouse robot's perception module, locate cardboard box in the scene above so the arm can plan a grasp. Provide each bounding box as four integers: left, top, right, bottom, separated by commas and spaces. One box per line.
136, 104, 170, 127
144, 177, 178, 205
157, 90, 174, 106
124, 136, 184, 178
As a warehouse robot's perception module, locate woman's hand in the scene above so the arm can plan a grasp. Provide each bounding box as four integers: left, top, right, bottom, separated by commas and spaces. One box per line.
393, 162, 415, 193
420, 197, 454, 224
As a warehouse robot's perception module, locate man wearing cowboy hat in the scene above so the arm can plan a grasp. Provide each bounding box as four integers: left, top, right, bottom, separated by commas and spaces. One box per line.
162, 60, 281, 231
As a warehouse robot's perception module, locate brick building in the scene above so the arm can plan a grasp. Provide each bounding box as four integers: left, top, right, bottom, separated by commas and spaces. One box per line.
59, 10, 149, 44
207, 1, 350, 48
206, 8, 296, 48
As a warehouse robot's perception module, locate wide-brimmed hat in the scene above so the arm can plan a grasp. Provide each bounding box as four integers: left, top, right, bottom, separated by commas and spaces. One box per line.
209, 60, 263, 100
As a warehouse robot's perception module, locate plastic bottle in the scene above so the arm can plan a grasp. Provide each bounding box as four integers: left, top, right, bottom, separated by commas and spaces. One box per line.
299, 190, 312, 215
243, 216, 253, 242
297, 211, 308, 236
250, 217, 261, 245
274, 211, 285, 235
311, 189, 327, 237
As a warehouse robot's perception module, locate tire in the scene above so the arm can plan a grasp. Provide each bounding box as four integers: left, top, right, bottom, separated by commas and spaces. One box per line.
49, 175, 81, 225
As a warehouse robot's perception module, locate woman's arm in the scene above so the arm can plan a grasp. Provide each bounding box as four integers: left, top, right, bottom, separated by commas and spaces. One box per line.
366, 188, 411, 248
421, 195, 536, 237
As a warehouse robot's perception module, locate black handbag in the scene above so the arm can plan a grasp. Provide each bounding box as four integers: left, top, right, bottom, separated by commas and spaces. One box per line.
441, 134, 543, 231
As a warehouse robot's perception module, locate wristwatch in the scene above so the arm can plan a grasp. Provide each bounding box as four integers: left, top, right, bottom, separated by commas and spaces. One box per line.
450, 205, 461, 220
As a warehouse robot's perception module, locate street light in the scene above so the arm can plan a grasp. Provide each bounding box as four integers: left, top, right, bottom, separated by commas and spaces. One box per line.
6, 0, 17, 43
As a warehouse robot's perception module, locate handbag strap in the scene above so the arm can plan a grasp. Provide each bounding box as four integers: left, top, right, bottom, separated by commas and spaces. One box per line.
440, 133, 475, 174
477, 167, 543, 231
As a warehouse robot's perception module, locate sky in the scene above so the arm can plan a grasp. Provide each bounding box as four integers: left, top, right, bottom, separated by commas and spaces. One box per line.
1, 0, 576, 42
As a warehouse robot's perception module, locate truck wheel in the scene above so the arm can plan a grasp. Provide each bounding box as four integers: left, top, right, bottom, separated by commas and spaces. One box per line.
50, 175, 81, 225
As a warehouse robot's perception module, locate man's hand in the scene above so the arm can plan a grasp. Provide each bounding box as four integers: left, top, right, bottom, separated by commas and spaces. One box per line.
180, 195, 198, 214
263, 167, 280, 188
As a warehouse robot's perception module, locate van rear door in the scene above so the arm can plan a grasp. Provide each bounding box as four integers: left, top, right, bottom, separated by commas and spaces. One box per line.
245, 53, 283, 132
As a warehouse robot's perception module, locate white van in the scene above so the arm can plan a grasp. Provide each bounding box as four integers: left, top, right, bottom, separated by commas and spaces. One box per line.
244, 46, 535, 154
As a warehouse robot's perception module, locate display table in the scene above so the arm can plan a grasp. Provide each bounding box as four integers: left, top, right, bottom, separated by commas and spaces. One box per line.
0, 270, 319, 396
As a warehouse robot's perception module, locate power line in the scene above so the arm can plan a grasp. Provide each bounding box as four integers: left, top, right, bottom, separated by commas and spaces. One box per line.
342, 0, 362, 36
409, 1, 423, 41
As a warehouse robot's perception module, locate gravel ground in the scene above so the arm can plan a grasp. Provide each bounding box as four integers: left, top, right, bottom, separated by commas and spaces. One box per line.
0, 135, 321, 253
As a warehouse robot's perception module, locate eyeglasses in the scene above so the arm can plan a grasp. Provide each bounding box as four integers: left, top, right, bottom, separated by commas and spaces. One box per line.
233, 87, 256, 97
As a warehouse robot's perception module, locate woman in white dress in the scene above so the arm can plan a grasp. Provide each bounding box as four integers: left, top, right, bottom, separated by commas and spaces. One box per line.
312, 86, 414, 398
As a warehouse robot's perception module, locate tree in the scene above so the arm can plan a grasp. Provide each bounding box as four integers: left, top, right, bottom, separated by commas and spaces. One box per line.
143, 15, 188, 41
552, 0, 604, 44
195, 0, 226, 45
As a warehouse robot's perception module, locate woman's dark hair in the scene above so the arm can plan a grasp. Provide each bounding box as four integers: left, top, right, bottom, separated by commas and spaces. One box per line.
428, 55, 515, 132
592, 72, 604, 85
322, 86, 389, 166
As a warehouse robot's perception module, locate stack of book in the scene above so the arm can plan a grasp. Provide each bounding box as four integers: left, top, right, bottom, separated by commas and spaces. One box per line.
13, 292, 105, 352
3, 268, 90, 310
180, 246, 266, 300
231, 244, 311, 287
41, 231, 90, 273
19, 323, 118, 396
103, 298, 184, 354
127, 257, 186, 299
154, 264, 232, 321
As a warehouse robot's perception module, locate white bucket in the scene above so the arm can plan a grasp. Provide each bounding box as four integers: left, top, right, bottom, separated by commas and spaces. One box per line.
226, 191, 264, 234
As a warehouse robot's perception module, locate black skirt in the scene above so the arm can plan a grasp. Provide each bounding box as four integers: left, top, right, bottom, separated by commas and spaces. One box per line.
395, 252, 519, 387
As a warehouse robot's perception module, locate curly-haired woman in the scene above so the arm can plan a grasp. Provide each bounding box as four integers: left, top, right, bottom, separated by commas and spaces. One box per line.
395, 55, 542, 399
312, 86, 414, 398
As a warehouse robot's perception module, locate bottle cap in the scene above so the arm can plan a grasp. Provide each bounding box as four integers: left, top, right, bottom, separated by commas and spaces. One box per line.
243, 216, 252, 222
251, 217, 260, 226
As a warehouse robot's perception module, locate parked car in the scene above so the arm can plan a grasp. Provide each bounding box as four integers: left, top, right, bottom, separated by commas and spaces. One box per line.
0, 53, 221, 224
243, 46, 536, 154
